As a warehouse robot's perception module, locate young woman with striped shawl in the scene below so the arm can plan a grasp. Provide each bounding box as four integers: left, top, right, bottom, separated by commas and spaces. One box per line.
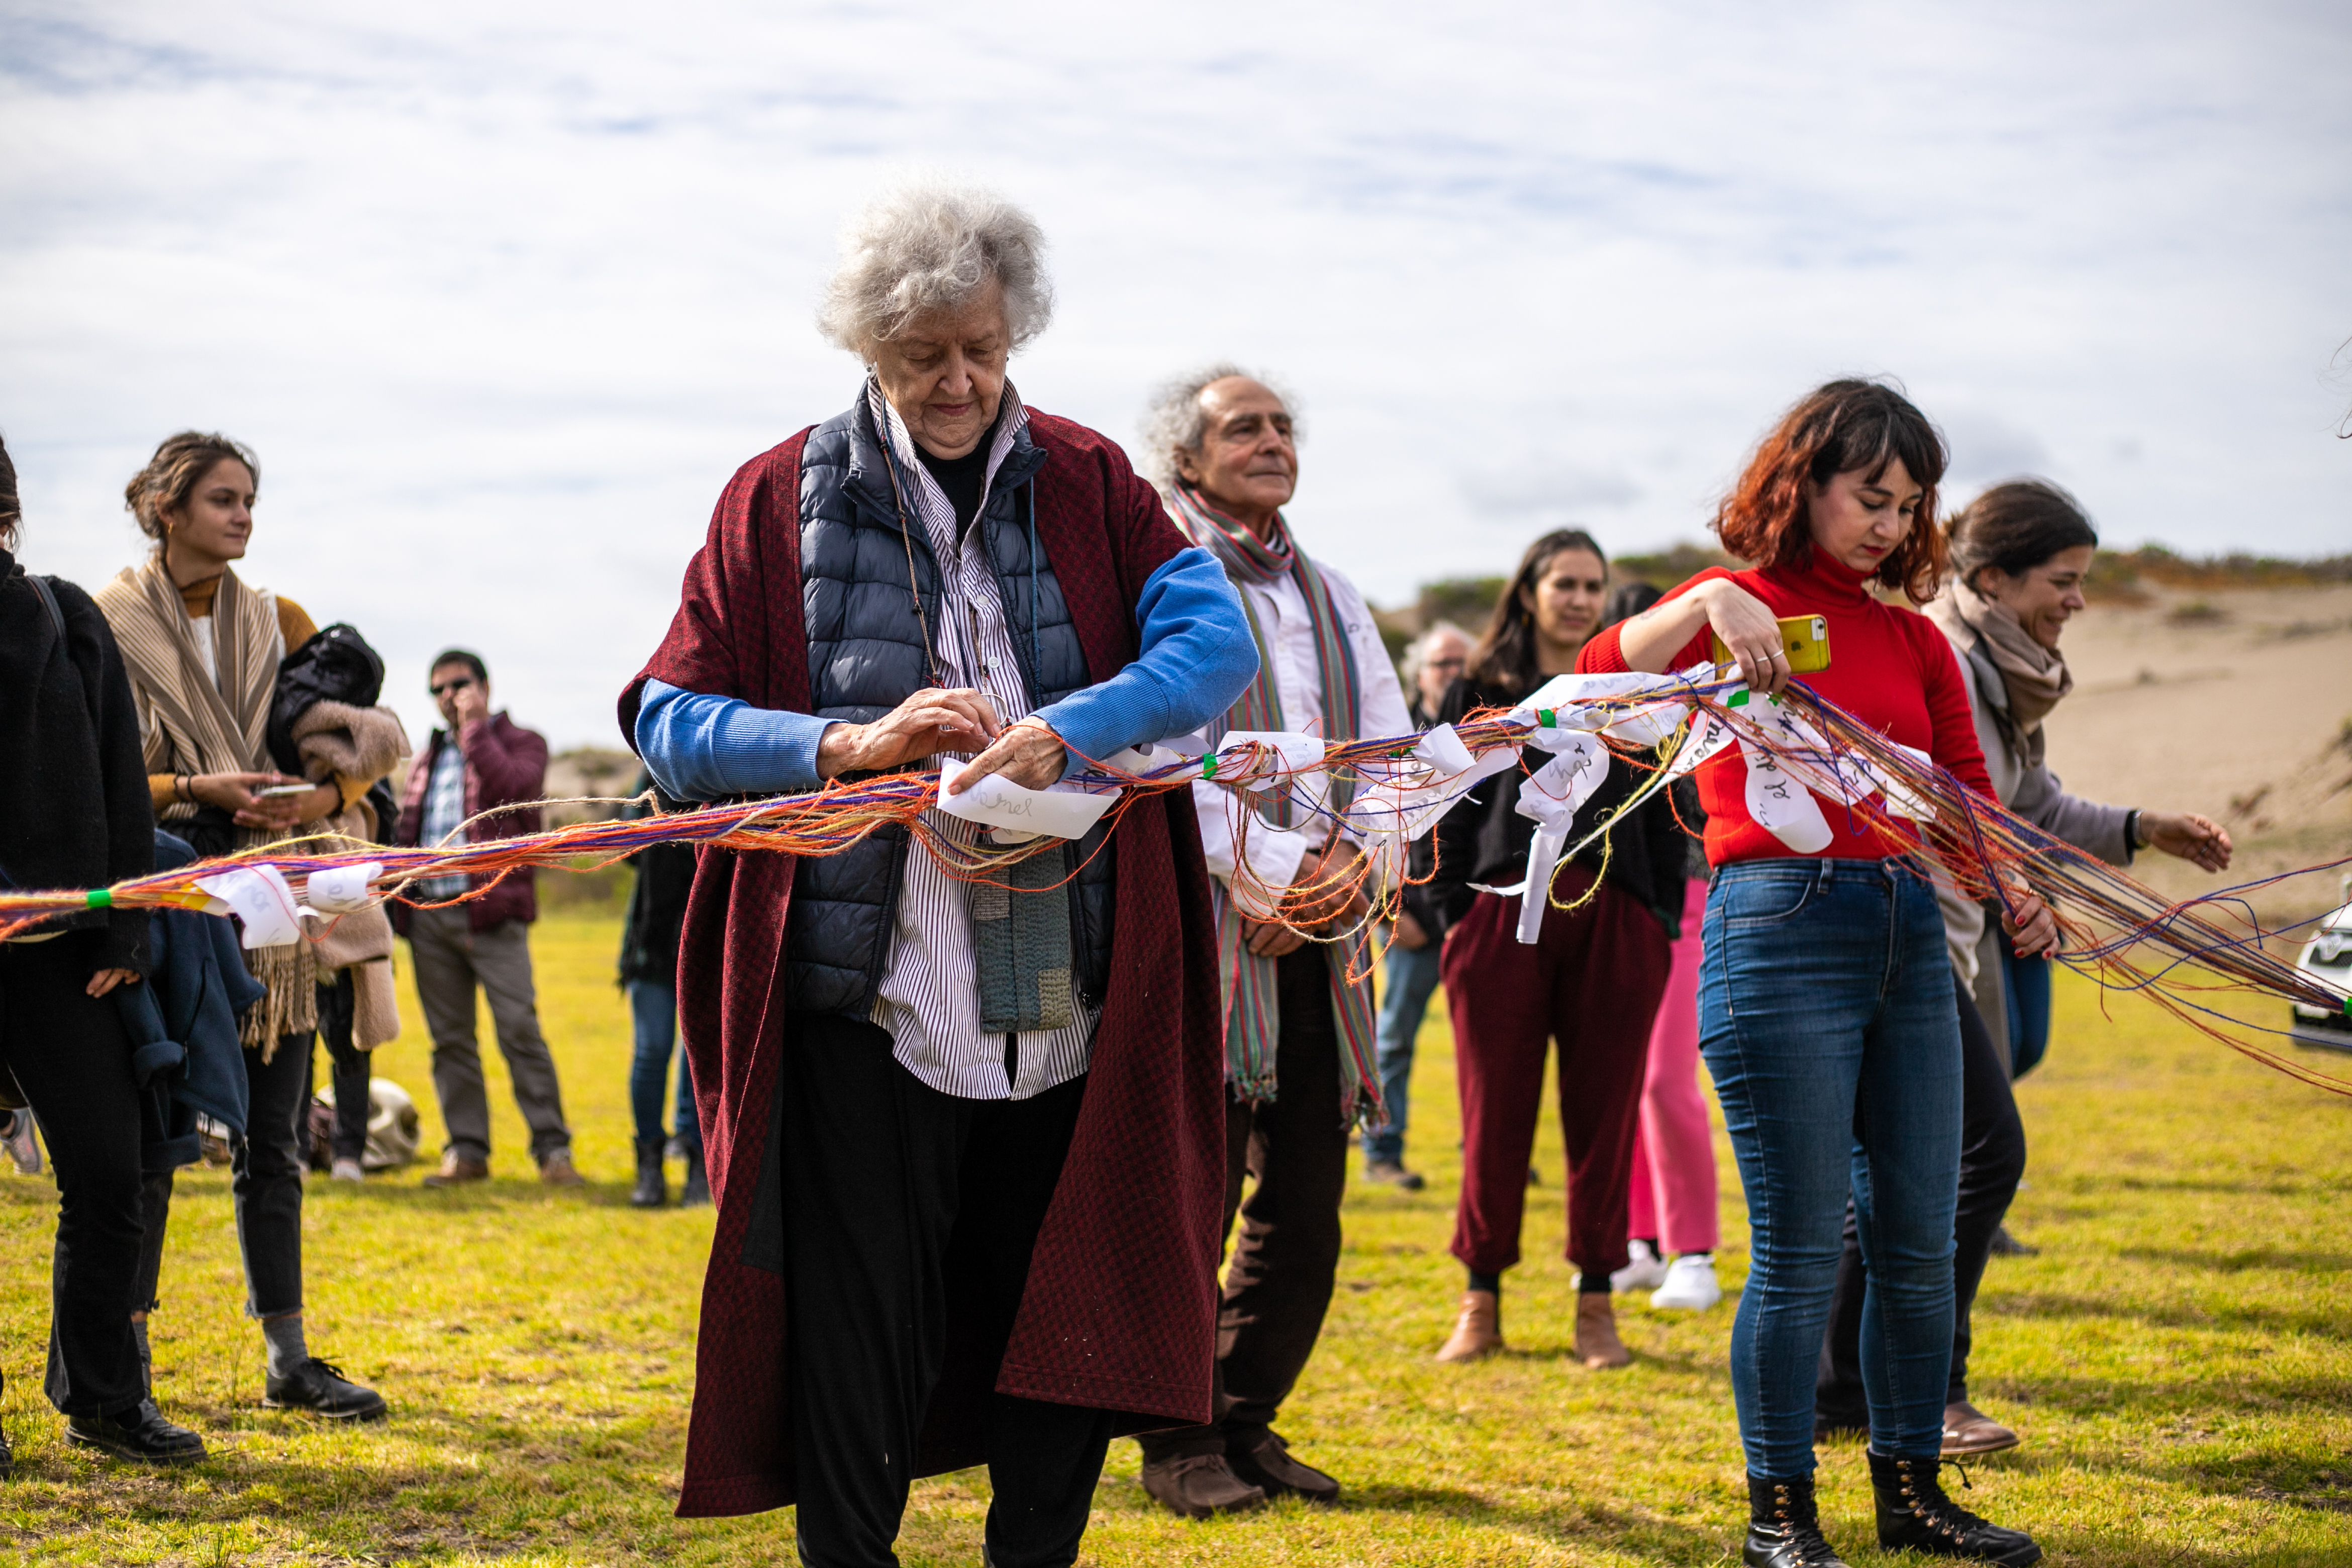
92, 432, 389, 1426
1132, 367, 1411, 1520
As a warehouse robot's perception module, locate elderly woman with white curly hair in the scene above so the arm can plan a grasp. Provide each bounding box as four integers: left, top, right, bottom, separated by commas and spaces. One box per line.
620, 180, 1259, 1567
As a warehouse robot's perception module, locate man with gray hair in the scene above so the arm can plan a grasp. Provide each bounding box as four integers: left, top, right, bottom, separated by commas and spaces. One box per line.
1362, 620, 1472, 1190
622, 182, 1259, 1567
1130, 366, 1411, 1518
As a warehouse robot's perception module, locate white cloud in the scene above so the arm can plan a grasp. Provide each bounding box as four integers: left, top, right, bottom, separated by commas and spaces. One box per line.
3, 0, 2346, 745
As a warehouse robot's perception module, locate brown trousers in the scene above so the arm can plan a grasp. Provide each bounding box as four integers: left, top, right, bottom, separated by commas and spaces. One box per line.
408, 905, 572, 1164
1138, 944, 1347, 1460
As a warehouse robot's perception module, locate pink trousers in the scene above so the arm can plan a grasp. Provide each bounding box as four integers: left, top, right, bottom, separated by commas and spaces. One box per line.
1626, 876, 1720, 1255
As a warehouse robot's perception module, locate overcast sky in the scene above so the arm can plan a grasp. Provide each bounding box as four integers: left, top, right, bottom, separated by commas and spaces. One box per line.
5, 1, 2346, 748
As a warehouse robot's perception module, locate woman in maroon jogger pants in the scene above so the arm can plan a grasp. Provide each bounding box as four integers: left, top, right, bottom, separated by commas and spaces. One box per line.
1424, 530, 1688, 1369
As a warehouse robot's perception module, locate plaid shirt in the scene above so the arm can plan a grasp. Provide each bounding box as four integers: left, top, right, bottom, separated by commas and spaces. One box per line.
416, 740, 469, 899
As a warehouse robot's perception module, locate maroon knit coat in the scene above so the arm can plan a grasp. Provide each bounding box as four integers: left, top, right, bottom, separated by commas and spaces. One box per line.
619, 411, 1229, 1519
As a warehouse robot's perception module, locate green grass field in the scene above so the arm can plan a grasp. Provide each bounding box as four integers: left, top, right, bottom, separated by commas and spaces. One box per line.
2, 908, 2348, 1565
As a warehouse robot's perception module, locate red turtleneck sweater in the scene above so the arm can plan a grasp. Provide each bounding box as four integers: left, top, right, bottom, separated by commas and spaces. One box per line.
1579, 554, 1993, 866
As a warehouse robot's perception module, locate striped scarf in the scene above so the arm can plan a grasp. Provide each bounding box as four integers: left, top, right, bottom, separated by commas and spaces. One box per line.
1167, 485, 1379, 1119
93, 556, 317, 1049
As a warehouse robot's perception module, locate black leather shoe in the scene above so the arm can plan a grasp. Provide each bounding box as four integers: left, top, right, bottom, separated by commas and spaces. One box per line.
1227, 1427, 1340, 1503
66, 1401, 206, 1464
631, 1138, 667, 1208
1868, 1450, 2041, 1564
680, 1148, 710, 1208
264, 1357, 388, 1421
1744, 1472, 1849, 1567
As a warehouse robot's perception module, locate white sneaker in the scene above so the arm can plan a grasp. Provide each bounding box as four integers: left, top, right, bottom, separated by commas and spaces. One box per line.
1650, 1253, 1722, 1310
330, 1156, 366, 1183
1610, 1238, 1669, 1294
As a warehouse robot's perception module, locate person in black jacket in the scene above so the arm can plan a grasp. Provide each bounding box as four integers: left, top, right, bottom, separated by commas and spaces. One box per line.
0, 435, 204, 1465
1427, 529, 1686, 1372
616, 772, 703, 1207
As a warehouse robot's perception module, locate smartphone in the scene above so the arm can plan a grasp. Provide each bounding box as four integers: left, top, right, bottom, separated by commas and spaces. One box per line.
257, 783, 313, 799
1712, 614, 1830, 675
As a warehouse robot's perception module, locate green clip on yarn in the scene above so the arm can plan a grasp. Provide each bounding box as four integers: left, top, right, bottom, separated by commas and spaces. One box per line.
1201, 753, 1217, 779
1537, 709, 1556, 727
85, 889, 112, 910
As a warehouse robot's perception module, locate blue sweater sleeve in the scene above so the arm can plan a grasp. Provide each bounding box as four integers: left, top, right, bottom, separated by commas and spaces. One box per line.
1035, 547, 1259, 775
634, 678, 836, 802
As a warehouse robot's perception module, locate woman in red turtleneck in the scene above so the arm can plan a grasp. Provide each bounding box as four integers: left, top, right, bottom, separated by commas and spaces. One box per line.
1580, 381, 2051, 1568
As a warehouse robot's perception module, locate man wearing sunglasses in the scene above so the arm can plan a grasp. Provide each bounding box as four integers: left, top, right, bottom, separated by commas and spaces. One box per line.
393, 648, 577, 1187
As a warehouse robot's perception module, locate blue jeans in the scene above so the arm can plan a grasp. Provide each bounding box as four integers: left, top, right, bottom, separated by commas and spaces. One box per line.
628, 981, 702, 1153
2000, 939, 2052, 1079
1362, 938, 1443, 1164
1699, 857, 1962, 1478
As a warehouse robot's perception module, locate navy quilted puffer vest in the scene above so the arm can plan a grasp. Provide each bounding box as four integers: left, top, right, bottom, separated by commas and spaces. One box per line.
787, 398, 1117, 1019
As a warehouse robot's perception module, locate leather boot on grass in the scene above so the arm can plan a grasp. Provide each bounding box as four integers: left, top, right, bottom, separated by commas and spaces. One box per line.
1940, 1400, 2020, 1457
1435, 1289, 1502, 1362
680, 1146, 711, 1208
631, 1138, 667, 1208
67, 1401, 206, 1465
1743, 1471, 1848, 1567
1575, 1292, 1631, 1368
1867, 1450, 2041, 1564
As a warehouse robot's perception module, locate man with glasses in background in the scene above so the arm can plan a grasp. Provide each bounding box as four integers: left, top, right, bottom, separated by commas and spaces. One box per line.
394, 648, 579, 1187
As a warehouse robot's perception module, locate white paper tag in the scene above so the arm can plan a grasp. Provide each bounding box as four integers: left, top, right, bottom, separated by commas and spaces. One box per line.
1411, 722, 1476, 776
935, 759, 1120, 842
1667, 707, 1739, 780
1214, 731, 1328, 777
193, 864, 304, 948
1737, 736, 1834, 853
1514, 731, 1607, 831
1516, 823, 1569, 944
302, 862, 381, 914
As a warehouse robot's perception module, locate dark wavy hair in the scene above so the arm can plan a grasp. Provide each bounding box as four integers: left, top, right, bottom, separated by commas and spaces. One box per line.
1468, 528, 1607, 691
1714, 379, 1949, 606
1946, 479, 2098, 590
0, 433, 19, 552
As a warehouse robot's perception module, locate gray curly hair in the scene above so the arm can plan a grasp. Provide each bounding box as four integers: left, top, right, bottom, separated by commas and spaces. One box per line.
1136, 364, 1303, 489
817, 178, 1054, 358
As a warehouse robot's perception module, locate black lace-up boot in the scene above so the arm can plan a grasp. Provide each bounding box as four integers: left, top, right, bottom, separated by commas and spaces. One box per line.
1744, 1471, 1849, 1567
1867, 1450, 2042, 1564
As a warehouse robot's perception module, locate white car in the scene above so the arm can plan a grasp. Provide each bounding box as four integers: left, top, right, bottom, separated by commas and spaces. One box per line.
2289, 880, 2352, 1052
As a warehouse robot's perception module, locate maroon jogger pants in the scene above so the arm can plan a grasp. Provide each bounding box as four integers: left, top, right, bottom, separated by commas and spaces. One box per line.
1443, 864, 1672, 1282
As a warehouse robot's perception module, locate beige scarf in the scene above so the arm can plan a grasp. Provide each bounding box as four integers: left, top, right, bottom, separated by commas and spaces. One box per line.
1926, 577, 2073, 744
93, 556, 318, 1050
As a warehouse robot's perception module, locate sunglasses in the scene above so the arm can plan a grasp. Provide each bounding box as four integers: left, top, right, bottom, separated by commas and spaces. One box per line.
429, 676, 476, 698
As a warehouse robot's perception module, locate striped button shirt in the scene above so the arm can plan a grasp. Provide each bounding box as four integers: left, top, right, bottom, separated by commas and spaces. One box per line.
866, 381, 1099, 1102
416, 739, 470, 900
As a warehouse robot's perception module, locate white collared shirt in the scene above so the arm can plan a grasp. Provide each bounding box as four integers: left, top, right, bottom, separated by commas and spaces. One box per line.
1190, 557, 1412, 914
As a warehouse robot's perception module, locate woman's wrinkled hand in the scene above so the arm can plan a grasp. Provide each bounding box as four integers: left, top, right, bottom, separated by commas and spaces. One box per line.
816, 688, 1003, 780
948, 720, 1069, 796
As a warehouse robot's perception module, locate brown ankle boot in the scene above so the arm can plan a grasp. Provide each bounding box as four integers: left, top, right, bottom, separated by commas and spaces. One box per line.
1575, 1292, 1631, 1368
1435, 1289, 1502, 1362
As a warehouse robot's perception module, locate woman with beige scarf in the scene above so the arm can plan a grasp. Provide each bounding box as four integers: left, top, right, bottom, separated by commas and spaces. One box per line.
1818, 478, 2234, 1464
93, 431, 402, 1426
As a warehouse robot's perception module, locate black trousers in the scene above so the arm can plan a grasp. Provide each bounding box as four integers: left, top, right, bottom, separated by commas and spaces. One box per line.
1817, 982, 2026, 1427
134, 1027, 312, 1322
781, 1015, 1114, 1568
314, 974, 371, 1163
1138, 943, 1347, 1461
0, 936, 149, 1418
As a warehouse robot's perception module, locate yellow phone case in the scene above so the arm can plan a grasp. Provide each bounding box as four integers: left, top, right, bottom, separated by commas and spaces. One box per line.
1711, 615, 1831, 674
